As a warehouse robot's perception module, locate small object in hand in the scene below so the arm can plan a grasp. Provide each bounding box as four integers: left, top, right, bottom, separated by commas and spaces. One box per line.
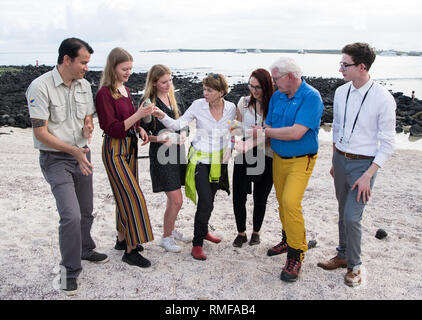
142, 98, 153, 124
375, 229, 388, 240
307, 240, 317, 249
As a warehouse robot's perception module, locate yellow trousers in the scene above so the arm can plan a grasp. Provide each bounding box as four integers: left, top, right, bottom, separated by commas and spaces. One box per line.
273, 153, 317, 258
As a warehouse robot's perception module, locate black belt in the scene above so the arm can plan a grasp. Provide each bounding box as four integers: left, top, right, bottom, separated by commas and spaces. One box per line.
279, 153, 317, 159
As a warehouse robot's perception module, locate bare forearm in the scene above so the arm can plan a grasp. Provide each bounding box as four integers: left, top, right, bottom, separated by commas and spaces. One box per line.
265, 125, 306, 141
32, 119, 78, 155
124, 113, 141, 131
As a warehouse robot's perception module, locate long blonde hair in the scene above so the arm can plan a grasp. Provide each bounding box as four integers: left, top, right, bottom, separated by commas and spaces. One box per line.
100, 47, 133, 99
144, 64, 179, 119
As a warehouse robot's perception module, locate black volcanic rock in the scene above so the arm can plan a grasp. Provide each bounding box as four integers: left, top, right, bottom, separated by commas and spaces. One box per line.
0, 65, 420, 132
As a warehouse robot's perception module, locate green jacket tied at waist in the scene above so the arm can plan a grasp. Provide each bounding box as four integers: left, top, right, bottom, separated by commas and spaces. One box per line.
185, 146, 230, 204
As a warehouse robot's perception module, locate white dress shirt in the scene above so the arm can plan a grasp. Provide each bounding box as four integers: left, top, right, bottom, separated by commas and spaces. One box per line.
159, 98, 236, 163
332, 79, 396, 167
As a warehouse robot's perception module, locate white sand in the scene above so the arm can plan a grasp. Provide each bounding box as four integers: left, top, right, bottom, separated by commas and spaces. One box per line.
0, 119, 421, 300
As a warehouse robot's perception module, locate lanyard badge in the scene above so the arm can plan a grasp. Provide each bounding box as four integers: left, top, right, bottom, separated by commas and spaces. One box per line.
338, 82, 374, 147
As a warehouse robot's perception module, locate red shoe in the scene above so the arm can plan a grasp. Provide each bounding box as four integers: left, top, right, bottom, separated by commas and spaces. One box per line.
191, 246, 207, 260
205, 233, 221, 244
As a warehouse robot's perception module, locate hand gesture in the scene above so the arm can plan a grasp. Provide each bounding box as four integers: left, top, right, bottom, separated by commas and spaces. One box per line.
329, 165, 334, 178
138, 127, 149, 146
83, 118, 94, 144
351, 173, 372, 204
137, 101, 154, 119
157, 131, 180, 146
73, 147, 93, 176
152, 106, 166, 120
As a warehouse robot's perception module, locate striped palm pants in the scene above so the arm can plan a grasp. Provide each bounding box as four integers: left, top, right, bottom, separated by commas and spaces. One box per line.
102, 135, 154, 246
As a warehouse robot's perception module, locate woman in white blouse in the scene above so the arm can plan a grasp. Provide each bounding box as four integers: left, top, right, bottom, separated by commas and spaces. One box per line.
232, 68, 274, 248
152, 73, 236, 261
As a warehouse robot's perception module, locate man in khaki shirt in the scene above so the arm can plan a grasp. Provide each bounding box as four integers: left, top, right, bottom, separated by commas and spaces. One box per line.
26, 38, 108, 296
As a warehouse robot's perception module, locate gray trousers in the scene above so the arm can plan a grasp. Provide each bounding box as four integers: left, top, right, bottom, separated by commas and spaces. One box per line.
40, 150, 96, 279
332, 151, 377, 269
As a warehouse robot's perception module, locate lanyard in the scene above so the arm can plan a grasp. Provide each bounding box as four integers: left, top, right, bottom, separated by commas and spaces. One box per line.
343, 82, 374, 135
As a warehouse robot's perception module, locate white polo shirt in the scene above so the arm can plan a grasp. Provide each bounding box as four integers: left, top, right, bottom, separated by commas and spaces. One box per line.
332, 79, 396, 167
159, 98, 236, 163
26, 66, 95, 151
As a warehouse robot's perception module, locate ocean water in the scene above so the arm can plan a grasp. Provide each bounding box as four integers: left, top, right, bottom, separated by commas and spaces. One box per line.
1, 50, 421, 97
1, 50, 421, 150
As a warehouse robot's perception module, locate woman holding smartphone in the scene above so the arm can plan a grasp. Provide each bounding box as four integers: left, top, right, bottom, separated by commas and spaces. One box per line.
95, 47, 154, 268
140, 64, 190, 253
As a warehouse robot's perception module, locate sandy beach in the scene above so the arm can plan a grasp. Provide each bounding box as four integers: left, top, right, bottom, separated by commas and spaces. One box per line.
0, 119, 421, 300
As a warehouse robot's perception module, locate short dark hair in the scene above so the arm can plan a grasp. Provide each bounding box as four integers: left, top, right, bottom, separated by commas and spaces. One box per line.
342, 42, 376, 71
57, 37, 94, 65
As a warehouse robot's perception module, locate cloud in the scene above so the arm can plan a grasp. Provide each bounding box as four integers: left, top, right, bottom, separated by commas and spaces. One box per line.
0, 0, 421, 52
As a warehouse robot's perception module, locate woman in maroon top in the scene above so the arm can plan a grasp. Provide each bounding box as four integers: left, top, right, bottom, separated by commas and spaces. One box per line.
95, 47, 154, 268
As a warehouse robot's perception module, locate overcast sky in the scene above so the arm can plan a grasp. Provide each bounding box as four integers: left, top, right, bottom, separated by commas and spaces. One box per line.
1, 0, 421, 53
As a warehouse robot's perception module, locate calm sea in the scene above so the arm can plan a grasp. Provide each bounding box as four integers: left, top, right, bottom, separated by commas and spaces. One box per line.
1, 50, 422, 96
1, 50, 421, 150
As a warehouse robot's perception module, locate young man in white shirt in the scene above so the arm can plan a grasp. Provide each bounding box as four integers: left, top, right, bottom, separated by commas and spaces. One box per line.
317, 43, 396, 287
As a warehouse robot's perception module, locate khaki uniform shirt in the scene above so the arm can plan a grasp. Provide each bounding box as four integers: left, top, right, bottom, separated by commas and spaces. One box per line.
26, 66, 95, 151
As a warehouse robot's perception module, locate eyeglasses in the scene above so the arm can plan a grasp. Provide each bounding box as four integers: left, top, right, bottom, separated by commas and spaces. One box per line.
339, 62, 358, 71
272, 73, 288, 82
248, 83, 262, 91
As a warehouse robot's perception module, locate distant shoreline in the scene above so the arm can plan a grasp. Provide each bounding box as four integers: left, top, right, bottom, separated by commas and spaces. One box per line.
139, 48, 422, 56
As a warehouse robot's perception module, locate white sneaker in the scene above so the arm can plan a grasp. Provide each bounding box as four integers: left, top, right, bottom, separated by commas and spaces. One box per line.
172, 229, 192, 242
160, 236, 181, 253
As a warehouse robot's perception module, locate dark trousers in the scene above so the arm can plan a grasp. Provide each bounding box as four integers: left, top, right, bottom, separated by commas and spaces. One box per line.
192, 163, 224, 246
233, 156, 273, 233
39, 150, 96, 279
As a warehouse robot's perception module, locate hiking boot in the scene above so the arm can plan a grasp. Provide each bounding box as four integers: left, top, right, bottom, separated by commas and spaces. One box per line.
249, 233, 260, 246
81, 251, 110, 264
171, 229, 192, 242
160, 236, 182, 253
344, 267, 362, 287
233, 234, 247, 248
280, 247, 303, 282
267, 231, 288, 256
59, 277, 78, 296
122, 251, 151, 268
317, 255, 347, 270
114, 237, 144, 252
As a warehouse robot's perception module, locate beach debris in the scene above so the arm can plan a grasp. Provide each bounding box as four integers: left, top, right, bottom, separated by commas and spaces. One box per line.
375, 229, 388, 240
307, 240, 317, 249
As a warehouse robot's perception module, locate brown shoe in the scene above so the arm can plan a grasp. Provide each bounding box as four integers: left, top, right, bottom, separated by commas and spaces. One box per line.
317, 256, 347, 270
344, 268, 361, 287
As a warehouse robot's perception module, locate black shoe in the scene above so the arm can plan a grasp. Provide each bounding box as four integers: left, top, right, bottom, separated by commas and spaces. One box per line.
249, 233, 260, 246
82, 251, 110, 264
122, 251, 151, 268
114, 237, 144, 252
59, 277, 78, 296
232, 234, 248, 248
